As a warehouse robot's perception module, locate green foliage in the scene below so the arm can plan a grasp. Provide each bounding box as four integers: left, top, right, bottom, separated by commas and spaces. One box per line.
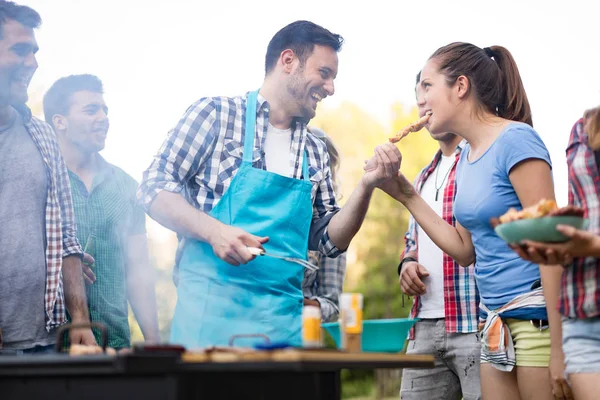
312, 101, 440, 399
342, 369, 376, 399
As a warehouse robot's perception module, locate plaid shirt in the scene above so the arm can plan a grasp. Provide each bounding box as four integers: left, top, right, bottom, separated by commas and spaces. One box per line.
137, 92, 342, 265
402, 140, 479, 339
560, 118, 600, 318
69, 157, 146, 348
303, 251, 346, 322
14, 105, 83, 331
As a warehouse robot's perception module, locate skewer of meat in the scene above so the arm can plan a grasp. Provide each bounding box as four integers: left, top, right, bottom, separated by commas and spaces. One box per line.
388, 111, 432, 143
364, 111, 433, 172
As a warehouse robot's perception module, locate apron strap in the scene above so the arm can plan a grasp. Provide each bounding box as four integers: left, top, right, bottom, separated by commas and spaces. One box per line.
243, 90, 259, 164
245, 89, 311, 182
302, 151, 310, 182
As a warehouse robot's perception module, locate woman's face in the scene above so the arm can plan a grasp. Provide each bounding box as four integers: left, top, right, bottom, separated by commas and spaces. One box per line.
418, 59, 461, 135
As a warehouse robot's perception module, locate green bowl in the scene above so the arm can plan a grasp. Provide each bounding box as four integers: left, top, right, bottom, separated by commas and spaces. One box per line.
322, 318, 418, 353
494, 216, 586, 244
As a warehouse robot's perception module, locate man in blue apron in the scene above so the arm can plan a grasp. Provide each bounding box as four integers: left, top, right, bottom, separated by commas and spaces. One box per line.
137, 20, 402, 348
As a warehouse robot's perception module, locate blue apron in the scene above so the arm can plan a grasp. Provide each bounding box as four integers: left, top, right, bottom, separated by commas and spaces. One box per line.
170, 90, 313, 348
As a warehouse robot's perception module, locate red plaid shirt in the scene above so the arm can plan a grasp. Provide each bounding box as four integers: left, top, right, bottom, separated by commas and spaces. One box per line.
402, 140, 479, 339
560, 118, 600, 318
15, 105, 83, 331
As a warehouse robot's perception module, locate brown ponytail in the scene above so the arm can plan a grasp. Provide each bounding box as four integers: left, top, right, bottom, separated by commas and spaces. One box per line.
430, 43, 533, 127
487, 46, 532, 126
584, 107, 600, 150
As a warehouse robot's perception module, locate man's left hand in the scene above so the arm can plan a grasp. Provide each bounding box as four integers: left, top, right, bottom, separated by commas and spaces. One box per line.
362, 143, 402, 190
82, 253, 96, 285
143, 332, 162, 343
303, 298, 320, 308
69, 326, 97, 346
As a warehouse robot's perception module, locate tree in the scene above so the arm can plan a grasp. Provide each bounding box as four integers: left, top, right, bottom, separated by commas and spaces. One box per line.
311, 101, 439, 399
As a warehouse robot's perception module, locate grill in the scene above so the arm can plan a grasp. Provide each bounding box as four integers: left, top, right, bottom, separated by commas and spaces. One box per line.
0, 324, 434, 400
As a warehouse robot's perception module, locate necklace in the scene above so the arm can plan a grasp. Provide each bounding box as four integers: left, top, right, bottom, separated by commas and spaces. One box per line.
434, 157, 457, 201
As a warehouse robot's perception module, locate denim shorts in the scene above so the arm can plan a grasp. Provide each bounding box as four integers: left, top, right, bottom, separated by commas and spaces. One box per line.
562, 316, 600, 375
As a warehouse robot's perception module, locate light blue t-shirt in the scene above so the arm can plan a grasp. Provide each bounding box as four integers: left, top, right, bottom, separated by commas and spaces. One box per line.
454, 123, 552, 320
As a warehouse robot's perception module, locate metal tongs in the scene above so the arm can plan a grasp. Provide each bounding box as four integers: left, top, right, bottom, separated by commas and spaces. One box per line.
247, 247, 319, 271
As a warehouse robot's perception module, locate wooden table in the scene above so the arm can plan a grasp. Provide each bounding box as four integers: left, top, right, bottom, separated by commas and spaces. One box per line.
0, 349, 434, 400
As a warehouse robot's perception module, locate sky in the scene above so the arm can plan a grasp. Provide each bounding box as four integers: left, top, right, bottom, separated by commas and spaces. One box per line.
22, 0, 600, 221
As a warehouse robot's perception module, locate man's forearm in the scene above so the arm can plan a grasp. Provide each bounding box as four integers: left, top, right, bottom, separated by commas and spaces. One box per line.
127, 235, 161, 342
327, 179, 374, 251
148, 190, 220, 243
128, 277, 160, 342
62, 255, 90, 322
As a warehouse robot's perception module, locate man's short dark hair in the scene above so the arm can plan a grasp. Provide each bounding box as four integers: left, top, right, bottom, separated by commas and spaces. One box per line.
264, 20, 343, 75
0, 1, 41, 38
43, 74, 104, 126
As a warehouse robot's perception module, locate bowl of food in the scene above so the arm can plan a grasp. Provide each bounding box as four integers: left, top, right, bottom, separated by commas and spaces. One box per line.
322, 318, 418, 353
492, 200, 585, 244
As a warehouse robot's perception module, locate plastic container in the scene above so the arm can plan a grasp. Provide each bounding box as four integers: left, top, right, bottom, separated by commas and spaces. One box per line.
340, 293, 363, 352
322, 318, 419, 353
302, 306, 322, 348
494, 216, 586, 244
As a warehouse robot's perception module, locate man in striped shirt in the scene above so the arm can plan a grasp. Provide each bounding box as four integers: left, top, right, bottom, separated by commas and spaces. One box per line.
44, 74, 160, 349
137, 20, 401, 347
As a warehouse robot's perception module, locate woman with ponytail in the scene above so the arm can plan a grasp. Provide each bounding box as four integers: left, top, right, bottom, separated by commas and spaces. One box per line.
376, 43, 571, 399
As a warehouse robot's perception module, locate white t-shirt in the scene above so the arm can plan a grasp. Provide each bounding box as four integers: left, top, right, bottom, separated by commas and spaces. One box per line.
263, 124, 293, 177
416, 154, 456, 319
